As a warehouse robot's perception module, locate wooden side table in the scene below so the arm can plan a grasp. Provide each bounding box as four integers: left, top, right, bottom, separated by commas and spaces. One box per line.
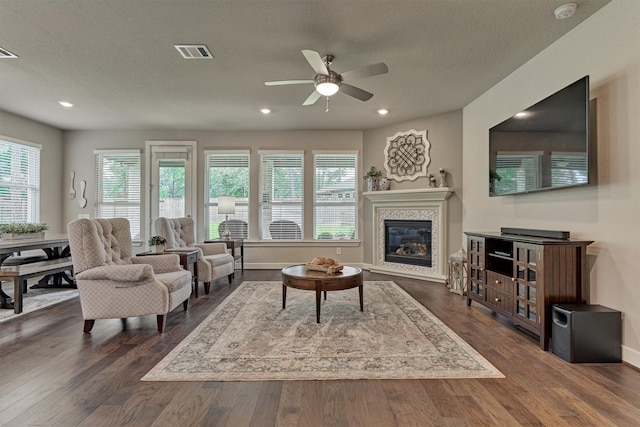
205, 239, 243, 272
137, 249, 200, 297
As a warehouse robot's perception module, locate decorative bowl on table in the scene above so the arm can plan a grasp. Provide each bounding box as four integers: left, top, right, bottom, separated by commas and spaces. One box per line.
304, 257, 344, 274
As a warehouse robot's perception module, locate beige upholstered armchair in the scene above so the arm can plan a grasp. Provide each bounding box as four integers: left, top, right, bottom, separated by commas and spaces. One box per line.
154, 217, 234, 295
67, 218, 192, 333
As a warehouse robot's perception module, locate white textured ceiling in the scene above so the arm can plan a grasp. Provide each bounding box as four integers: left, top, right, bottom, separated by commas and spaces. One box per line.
0, 0, 609, 131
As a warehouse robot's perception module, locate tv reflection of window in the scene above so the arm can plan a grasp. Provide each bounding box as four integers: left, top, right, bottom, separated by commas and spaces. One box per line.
551, 152, 588, 187
495, 151, 542, 194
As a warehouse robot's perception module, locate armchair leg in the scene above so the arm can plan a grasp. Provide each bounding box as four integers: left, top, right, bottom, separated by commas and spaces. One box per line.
228, 274, 233, 285
183, 298, 189, 311
83, 319, 95, 333
204, 282, 211, 294
156, 314, 167, 333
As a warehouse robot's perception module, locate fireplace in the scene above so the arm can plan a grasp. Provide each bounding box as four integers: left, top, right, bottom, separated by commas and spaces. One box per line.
385, 220, 432, 267
364, 187, 453, 283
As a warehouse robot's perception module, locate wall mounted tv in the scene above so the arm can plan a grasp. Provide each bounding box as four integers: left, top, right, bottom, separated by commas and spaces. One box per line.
489, 76, 593, 197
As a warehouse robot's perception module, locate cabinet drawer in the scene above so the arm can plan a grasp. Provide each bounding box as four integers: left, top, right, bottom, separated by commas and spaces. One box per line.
486, 287, 513, 315
486, 271, 513, 295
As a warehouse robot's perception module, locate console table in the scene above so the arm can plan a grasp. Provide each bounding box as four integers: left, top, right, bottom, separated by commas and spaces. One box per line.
465, 230, 593, 350
206, 239, 243, 272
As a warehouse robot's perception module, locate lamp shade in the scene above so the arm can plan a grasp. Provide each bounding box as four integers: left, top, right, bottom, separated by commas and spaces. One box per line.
218, 196, 236, 214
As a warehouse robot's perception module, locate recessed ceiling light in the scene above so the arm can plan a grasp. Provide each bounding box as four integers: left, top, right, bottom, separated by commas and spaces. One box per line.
377, 109, 389, 116
58, 101, 73, 108
554, 3, 577, 20
260, 108, 271, 114
514, 111, 529, 118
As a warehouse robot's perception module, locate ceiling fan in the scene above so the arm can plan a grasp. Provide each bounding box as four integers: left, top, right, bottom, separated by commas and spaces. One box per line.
265, 49, 388, 106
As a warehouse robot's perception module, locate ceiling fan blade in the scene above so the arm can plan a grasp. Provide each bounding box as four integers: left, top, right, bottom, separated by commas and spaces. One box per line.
302, 49, 329, 75
265, 80, 314, 86
340, 62, 389, 81
340, 83, 374, 102
303, 90, 322, 106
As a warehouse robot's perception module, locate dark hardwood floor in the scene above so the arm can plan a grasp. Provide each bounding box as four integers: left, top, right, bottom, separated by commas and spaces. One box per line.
1, 270, 640, 426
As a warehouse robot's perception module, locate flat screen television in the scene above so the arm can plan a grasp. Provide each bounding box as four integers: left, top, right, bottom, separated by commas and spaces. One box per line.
489, 76, 593, 197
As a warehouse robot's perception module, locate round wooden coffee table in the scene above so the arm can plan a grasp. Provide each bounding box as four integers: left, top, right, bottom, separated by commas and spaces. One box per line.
281, 264, 363, 323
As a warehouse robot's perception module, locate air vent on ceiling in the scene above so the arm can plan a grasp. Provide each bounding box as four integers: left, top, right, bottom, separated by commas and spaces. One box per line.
174, 44, 213, 59
0, 46, 18, 58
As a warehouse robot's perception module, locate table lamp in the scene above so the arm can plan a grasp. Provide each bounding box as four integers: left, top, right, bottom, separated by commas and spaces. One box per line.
218, 196, 236, 240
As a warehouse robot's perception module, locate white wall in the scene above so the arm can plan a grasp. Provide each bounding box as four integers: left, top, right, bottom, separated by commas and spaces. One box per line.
0, 110, 64, 232
362, 110, 464, 265
462, 0, 640, 366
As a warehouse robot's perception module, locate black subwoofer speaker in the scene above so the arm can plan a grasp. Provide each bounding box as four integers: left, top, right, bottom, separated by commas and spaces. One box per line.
551, 304, 621, 363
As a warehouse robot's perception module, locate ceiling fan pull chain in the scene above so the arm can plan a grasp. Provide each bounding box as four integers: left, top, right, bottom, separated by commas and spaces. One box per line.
325, 97, 330, 113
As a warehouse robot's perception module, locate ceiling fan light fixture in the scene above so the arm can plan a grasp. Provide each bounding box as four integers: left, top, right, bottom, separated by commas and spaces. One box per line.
315, 72, 341, 96
316, 82, 339, 96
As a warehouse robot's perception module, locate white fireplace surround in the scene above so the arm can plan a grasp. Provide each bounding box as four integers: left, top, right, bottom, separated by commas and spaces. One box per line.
364, 188, 453, 282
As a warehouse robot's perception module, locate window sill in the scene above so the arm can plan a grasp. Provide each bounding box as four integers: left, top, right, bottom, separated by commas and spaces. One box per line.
244, 239, 360, 247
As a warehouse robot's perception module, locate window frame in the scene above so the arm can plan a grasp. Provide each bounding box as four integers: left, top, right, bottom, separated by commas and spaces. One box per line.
313, 151, 358, 241
204, 150, 250, 240
94, 149, 142, 241
259, 150, 304, 240
0, 136, 42, 224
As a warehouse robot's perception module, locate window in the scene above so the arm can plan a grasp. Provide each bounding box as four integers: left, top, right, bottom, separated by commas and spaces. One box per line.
0, 138, 41, 223
94, 150, 141, 240
204, 151, 250, 239
314, 152, 357, 240
259, 152, 303, 240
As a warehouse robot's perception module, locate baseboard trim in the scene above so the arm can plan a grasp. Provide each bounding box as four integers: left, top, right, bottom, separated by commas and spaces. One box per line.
364, 263, 447, 284
622, 345, 640, 369
244, 262, 365, 270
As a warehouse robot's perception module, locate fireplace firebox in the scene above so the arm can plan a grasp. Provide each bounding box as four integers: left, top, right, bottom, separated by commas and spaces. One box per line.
384, 220, 432, 267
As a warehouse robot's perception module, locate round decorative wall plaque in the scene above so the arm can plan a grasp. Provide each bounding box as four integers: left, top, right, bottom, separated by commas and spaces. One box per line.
384, 129, 431, 181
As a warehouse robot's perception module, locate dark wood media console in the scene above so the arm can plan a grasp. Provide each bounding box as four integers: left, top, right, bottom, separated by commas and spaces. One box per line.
465, 230, 593, 350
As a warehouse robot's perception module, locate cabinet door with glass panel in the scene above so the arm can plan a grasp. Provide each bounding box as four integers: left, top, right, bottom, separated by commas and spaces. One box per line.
466, 235, 485, 304
513, 242, 539, 329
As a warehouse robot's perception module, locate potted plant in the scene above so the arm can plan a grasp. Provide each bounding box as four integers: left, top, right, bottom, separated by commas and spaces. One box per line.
0, 223, 49, 240
489, 170, 501, 193
148, 235, 167, 253
363, 166, 383, 191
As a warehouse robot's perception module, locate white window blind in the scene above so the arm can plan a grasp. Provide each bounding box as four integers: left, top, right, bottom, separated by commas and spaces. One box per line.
314, 153, 357, 240
94, 151, 141, 240
495, 152, 541, 194
259, 152, 303, 240
551, 152, 588, 187
204, 151, 250, 239
0, 139, 41, 224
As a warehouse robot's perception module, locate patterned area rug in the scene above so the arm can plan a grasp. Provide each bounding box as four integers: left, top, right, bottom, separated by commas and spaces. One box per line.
142, 281, 504, 381
0, 285, 78, 323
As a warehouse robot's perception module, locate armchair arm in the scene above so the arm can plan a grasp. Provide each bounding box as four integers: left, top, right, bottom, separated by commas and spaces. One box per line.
75, 264, 154, 282
195, 242, 229, 256
132, 254, 182, 274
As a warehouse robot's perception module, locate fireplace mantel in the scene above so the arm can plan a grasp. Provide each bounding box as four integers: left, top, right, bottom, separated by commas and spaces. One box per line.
364, 187, 453, 283
363, 187, 453, 203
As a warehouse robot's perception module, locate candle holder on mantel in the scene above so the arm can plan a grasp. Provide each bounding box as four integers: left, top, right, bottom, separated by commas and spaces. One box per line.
439, 168, 447, 188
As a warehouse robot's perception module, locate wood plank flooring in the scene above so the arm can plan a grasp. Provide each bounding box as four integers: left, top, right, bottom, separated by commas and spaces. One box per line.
1, 270, 639, 426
